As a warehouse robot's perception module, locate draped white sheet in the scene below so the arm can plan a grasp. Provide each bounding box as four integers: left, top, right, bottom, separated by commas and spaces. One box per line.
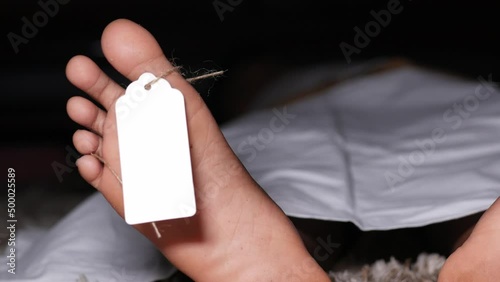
222, 64, 500, 230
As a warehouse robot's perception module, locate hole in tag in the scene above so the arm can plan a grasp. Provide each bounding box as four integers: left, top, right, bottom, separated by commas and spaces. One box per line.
144, 84, 151, 90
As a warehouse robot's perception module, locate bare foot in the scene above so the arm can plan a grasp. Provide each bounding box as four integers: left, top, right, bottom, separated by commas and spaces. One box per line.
65, 19, 329, 282
438, 197, 500, 282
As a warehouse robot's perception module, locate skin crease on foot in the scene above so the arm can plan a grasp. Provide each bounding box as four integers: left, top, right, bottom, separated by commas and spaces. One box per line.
65, 19, 330, 282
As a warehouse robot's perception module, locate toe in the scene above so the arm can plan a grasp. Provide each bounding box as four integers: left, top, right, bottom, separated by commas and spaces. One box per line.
99, 19, 247, 192
66, 55, 125, 111
100, 19, 206, 124
76, 154, 104, 190
67, 96, 107, 135
73, 129, 102, 155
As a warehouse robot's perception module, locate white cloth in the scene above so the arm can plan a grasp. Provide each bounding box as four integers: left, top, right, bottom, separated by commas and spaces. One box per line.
222, 64, 500, 230
0, 193, 175, 282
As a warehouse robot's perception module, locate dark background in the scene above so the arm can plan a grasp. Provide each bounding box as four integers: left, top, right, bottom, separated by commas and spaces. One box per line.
1, 0, 500, 215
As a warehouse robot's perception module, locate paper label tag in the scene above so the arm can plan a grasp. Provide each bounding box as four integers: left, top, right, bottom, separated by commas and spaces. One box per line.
115, 72, 196, 225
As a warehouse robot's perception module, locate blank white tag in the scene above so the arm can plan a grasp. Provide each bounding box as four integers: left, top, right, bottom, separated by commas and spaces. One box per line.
115, 72, 196, 225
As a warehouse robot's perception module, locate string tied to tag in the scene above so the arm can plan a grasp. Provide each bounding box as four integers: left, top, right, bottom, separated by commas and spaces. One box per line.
90, 67, 225, 239
144, 66, 225, 90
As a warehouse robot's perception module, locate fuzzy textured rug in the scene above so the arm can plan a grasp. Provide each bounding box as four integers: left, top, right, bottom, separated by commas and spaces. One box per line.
330, 253, 445, 282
